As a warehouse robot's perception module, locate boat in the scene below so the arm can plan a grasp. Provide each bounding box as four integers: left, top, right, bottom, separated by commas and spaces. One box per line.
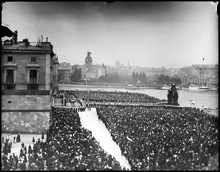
162, 85, 171, 90
188, 85, 200, 90
126, 84, 139, 90
199, 86, 209, 90
209, 87, 218, 91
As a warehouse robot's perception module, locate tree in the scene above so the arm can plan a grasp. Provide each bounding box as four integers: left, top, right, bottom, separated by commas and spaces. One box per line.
157, 74, 171, 84
170, 74, 182, 85
132, 72, 139, 84
70, 68, 82, 82
99, 73, 120, 83
139, 72, 147, 84
77, 68, 82, 81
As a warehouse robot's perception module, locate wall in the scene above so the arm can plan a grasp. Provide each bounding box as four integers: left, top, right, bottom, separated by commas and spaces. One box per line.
1, 111, 50, 133
2, 95, 51, 133
2, 95, 51, 110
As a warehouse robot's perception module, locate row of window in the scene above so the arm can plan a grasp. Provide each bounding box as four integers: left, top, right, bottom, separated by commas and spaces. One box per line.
5, 69, 38, 90
192, 78, 217, 82
7, 56, 37, 62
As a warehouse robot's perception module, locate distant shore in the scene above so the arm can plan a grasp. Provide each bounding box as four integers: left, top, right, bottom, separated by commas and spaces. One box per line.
58, 83, 157, 90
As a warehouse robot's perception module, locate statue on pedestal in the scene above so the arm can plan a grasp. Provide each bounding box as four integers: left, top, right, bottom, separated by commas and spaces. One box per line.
167, 83, 179, 105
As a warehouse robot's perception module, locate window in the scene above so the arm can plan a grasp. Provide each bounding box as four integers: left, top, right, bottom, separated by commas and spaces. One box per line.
6, 69, 14, 83
29, 70, 37, 84
28, 69, 38, 90
4, 69, 15, 90
31, 57, 37, 62
7, 56, 13, 62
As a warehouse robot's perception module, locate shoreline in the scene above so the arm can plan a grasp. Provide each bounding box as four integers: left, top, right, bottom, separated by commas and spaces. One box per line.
58, 84, 218, 92
58, 83, 127, 89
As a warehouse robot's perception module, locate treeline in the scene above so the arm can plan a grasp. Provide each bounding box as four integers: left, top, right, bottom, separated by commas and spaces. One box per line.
58, 69, 182, 85
70, 68, 82, 82
132, 72, 147, 84
156, 74, 182, 85
99, 73, 131, 83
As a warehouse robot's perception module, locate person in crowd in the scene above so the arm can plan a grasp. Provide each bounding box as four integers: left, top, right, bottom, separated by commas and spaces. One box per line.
16, 134, 21, 143
32, 137, 35, 144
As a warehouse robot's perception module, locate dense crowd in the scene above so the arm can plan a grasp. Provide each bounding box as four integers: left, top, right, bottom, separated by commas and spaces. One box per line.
96, 105, 219, 170
2, 89, 219, 170
46, 107, 122, 170
1, 107, 123, 171
58, 90, 161, 103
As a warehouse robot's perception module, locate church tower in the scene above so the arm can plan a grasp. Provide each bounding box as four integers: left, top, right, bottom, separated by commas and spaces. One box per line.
85, 51, 92, 68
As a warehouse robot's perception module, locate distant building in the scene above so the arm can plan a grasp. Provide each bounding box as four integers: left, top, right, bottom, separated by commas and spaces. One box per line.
80, 52, 106, 81
1, 36, 58, 133
58, 62, 72, 83
180, 64, 218, 88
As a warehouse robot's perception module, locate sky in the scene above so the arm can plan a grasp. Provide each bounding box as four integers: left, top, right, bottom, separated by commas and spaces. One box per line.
2, 1, 218, 68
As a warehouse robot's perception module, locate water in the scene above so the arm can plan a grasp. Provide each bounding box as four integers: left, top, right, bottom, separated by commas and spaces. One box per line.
59, 84, 218, 110
78, 108, 131, 170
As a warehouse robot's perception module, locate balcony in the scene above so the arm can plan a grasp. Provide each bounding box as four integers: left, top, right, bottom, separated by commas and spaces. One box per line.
27, 84, 39, 90
4, 77, 15, 90
4, 83, 16, 90
28, 78, 38, 90
29, 78, 38, 84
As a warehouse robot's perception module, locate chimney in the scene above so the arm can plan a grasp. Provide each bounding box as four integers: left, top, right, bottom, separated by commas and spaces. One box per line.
46, 37, 48, 42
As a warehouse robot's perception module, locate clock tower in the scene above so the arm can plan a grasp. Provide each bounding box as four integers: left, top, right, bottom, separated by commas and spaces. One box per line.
85, 51, 92, 68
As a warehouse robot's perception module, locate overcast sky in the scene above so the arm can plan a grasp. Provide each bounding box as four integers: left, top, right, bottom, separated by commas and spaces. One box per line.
2, 1, 218, 68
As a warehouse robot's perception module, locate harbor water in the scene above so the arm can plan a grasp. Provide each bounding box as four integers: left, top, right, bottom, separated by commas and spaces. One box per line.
58, 84, 218, 110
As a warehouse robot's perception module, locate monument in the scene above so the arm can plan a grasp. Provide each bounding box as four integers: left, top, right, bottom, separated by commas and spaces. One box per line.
167, 83, 179, 105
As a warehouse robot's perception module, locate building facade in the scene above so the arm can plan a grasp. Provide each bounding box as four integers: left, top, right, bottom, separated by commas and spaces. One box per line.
180, 64, 218, 88
1, 37, 58, 133
58, 62, 72, 83
81, 52, 106, 81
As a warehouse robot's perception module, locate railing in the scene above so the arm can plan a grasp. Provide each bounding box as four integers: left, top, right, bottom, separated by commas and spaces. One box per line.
29, 78, 38, 84
2, 41, 53, 51
27, 83, 39, 90
4, 83, 16, 90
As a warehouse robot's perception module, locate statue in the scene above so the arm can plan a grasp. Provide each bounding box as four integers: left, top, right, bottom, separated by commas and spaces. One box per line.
167, 83, 179, 105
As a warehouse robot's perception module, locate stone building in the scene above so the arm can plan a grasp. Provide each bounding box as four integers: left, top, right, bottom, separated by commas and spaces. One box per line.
180, 64, 218, 88
1, 37, 58, 133
58, 62, 72, 83
80, 52, 106, 81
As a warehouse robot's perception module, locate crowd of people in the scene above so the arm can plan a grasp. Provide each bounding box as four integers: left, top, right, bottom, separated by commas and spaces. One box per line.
96, 105, 219, 170
2, 107, 123, 171
58, 90, 161, 103
2, 89, 219, 170
1, 133, 46, 171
